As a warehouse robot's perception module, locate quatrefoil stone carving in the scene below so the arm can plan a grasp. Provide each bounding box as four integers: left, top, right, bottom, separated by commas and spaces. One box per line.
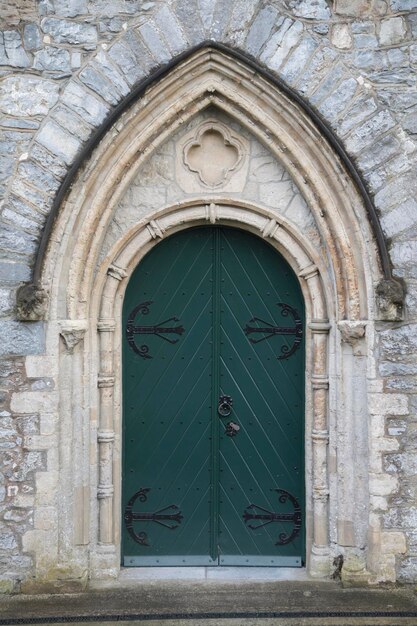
177, 119, 249, 192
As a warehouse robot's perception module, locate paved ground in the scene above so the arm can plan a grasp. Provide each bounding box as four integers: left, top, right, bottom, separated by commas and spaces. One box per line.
1, 578, 417, 625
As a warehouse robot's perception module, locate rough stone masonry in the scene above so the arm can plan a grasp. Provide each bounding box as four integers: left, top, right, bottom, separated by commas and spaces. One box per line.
1, 0, 417, 591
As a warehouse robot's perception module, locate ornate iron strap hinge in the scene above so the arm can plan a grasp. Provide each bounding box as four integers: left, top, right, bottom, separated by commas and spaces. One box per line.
124, 488, 183, 546
126, 300, 184, 359
244, 302, 303, 360
243, 488, 302, 545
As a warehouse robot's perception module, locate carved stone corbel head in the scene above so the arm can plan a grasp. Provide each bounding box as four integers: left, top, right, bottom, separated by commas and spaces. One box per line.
16, 284, 48, 321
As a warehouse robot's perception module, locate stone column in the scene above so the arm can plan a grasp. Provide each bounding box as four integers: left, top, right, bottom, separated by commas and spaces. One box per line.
97, 319, 116, 545
309, 318, 331, 577
96, 263, 127, 546
59, 322, 89, 549
337, 320, 369, 583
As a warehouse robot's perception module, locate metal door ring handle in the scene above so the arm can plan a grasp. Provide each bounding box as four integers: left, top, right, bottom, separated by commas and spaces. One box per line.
218, 395, 233, 417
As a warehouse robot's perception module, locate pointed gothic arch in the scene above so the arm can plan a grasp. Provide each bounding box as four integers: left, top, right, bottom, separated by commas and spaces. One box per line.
30, 46, 396, 583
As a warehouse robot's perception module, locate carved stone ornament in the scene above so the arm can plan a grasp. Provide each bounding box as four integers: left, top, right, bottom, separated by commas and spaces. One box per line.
375, 278, 404, 322
59, 321, 87, 352
16, 284, 48, 321
177, 119, 249, 193
338, 321, 367, 347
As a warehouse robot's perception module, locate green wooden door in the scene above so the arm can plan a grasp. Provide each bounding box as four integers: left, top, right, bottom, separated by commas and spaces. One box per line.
122, 227, 305, 567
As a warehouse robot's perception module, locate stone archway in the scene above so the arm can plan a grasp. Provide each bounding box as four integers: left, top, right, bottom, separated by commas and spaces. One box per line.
25, 47, 395, 586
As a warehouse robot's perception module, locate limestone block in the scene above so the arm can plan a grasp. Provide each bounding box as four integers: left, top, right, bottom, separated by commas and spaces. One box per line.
280, 35, 318, 83
35, 470, 59, 506
331, 24, 352, 49
153, 5, 187, 55
34, 506, 57, 531
224, 0, 260, 46
0, 76, 59, 116
265, 21, 304, 71
288, 0, 331, 19
138, 21, 170, 63
334, 0, 373, 15
23, 23, 42, 50
0, 321, 45, 356
379, 17, 407, 46
368, 393, 408, 416
37, 120, 81, 165
369, 474, 398, 496
11, 390, 58, 413
345, 111, 396, 155
33, 46, 71, 73
25, 355, 58, 378
41, 18, 97, 46
245, 5, 279, 56
390, 0, 417, 11
173, 0, 205, 46
61, 81, 109, 127
0, 30, 30, 68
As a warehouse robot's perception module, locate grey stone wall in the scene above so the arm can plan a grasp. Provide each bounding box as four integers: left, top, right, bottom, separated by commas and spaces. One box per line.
1, 0, 417, 586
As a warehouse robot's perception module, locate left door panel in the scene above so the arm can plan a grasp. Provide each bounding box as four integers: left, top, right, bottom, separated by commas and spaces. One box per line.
122, 229, 214, 565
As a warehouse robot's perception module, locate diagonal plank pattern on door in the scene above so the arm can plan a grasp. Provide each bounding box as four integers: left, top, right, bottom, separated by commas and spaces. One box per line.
122, 227, 305, 566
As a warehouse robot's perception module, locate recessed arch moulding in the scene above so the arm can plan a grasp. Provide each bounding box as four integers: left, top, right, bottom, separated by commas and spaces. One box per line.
25, 48, 399, 586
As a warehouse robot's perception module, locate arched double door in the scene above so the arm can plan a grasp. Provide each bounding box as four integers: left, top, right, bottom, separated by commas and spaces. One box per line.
122, 227, 305, 566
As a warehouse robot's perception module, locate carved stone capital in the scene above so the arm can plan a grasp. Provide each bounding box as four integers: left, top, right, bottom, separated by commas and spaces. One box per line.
338, 321, 367, 345
16, 284, 49, 321
60, 321, 87, 352
375, 279, 404, 322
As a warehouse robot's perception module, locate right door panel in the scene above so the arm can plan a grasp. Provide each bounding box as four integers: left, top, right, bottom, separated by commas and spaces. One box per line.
218, 228, 305, 566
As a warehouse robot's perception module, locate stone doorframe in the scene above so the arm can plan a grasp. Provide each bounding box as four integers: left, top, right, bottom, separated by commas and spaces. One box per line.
29, 47, 400, 585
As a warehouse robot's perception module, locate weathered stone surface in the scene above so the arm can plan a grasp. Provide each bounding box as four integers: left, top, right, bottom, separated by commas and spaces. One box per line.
280, 35, 318, 83
41, 18, 97, 46
390, 0, 417, 9
357, 133, 402, 171
0, 321, 45, 356
79, 66, 121, 105
287, 0, 331, 19
0, 223, 37, 258
331, 23, 352, 49
224, 0, 260, 46
173, 0, 205, 46
37, 119, 81, 165
17, 160, 60, 195
61, 81, 109, 126
51, 105, 93, 142
108, 38, 151, 85
33, 46, 71, 73
380, 17, 407, 46
52, 0, 88, 17
16, 285, 48, 321
345, 110, 396, 154
0, 261, 31, 284
0, 31, 30, 68
0, 76, 59, 116
153, 5, 187, 55
245, 5, 279, 56
318, 78, 358, 121
265, 20, 304, 71
23, 23, 41, 51
138, 21, 170, 63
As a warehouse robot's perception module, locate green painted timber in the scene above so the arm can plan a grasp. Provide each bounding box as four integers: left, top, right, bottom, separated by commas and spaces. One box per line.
122, 227, 305, 566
